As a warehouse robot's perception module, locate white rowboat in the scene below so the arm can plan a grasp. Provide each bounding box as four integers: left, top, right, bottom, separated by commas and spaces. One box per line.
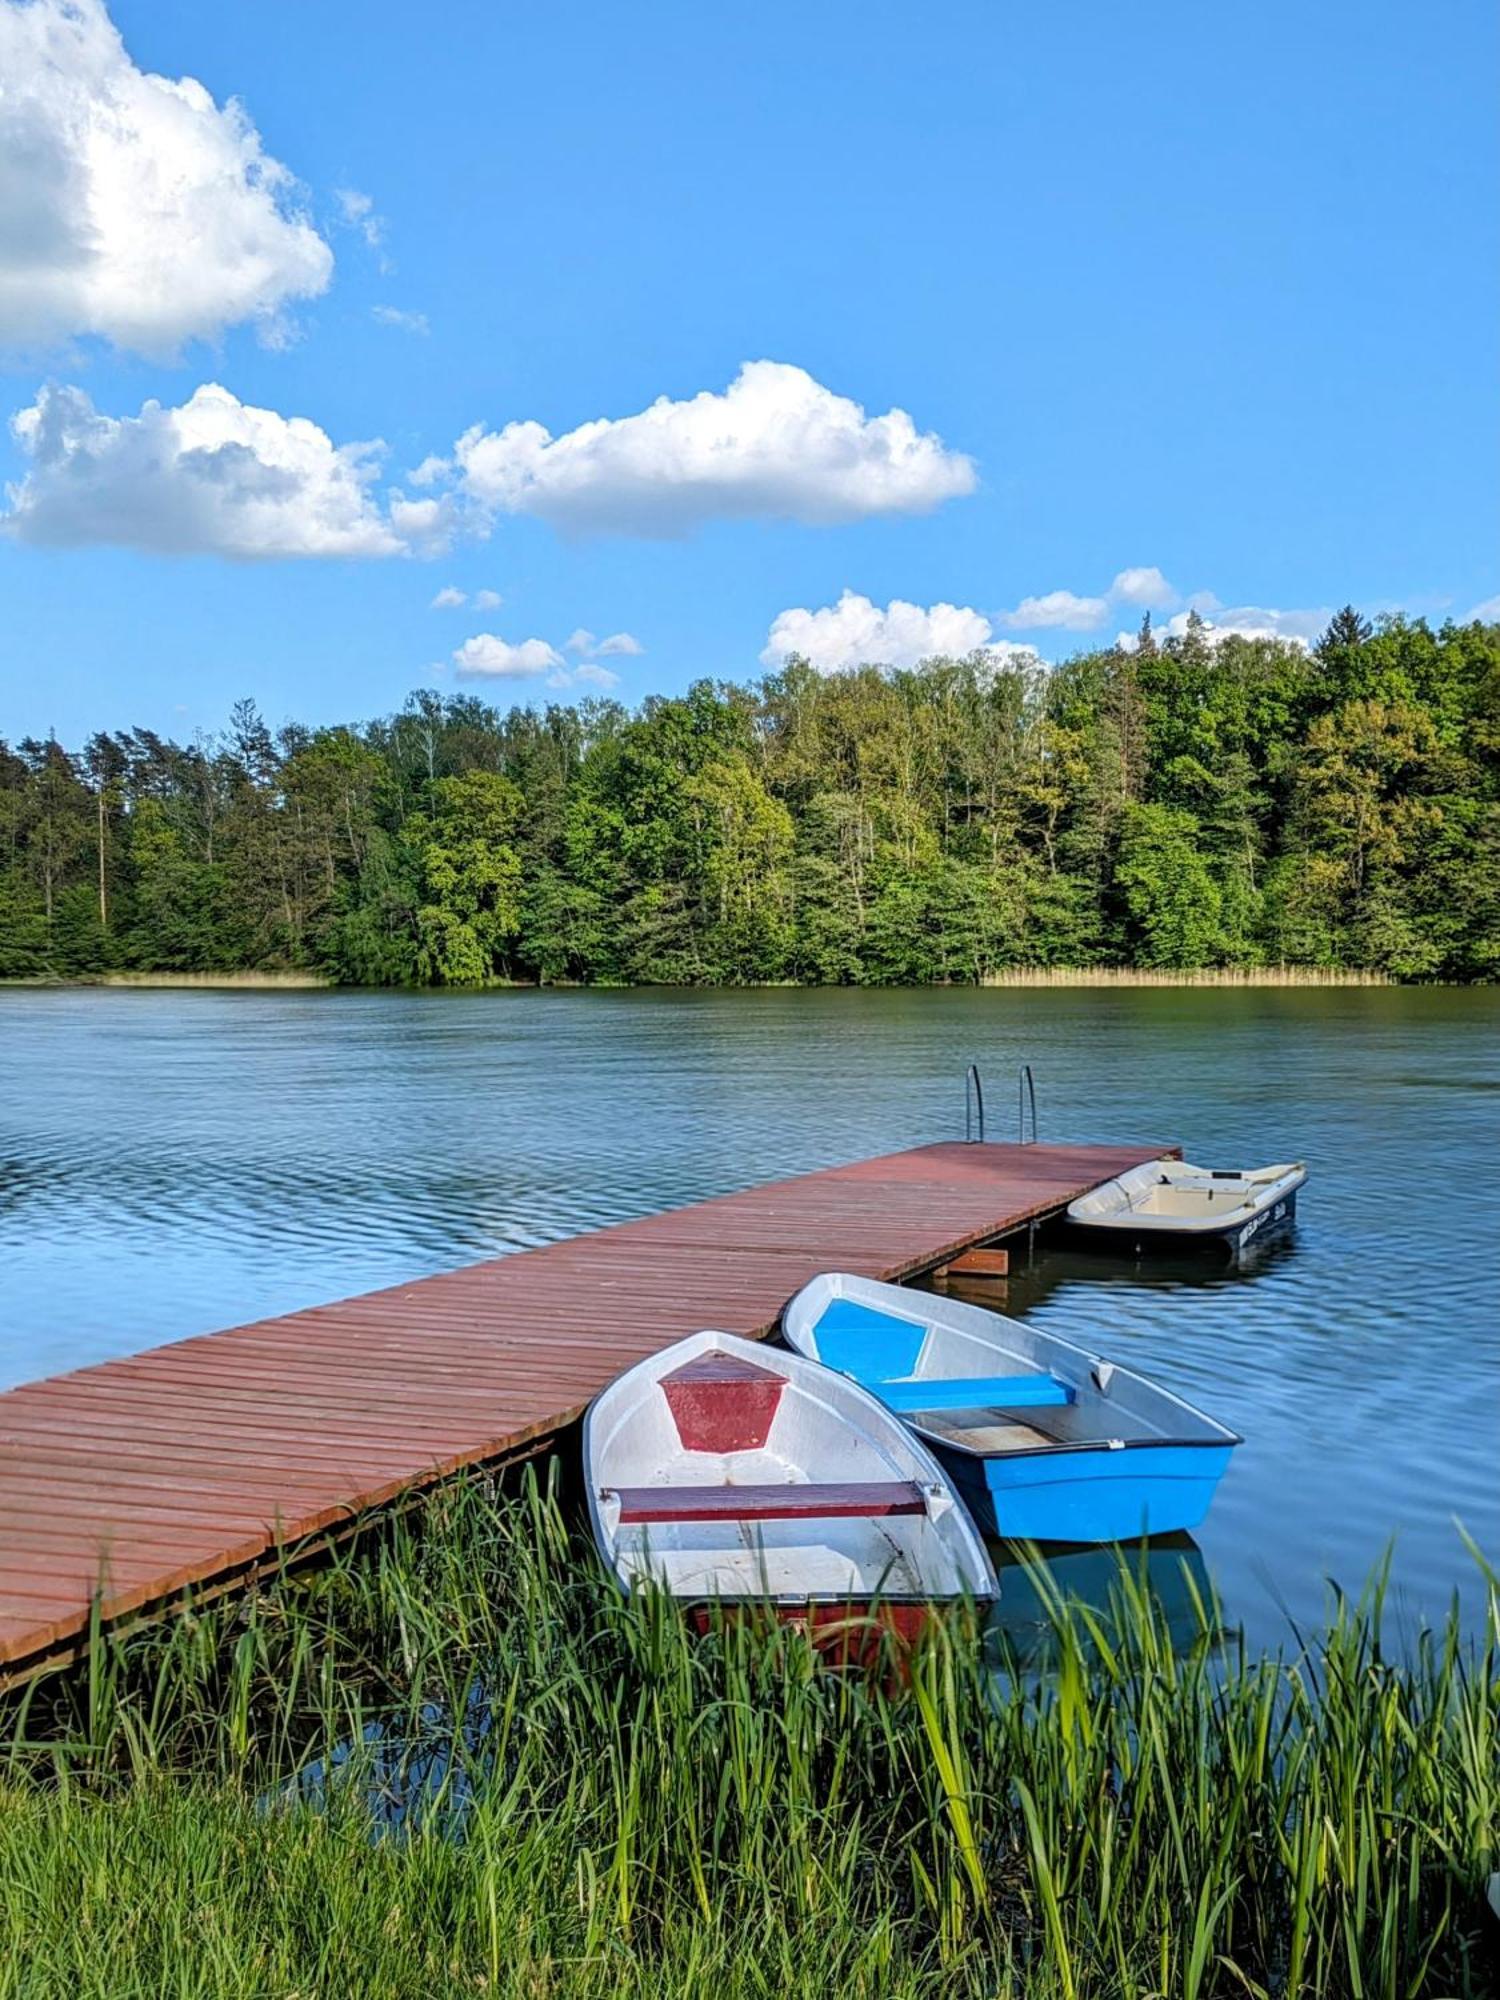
585, 1331, 997, 1617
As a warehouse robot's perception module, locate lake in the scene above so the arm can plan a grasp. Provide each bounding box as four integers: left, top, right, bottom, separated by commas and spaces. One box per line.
2, 983, 1495, 1650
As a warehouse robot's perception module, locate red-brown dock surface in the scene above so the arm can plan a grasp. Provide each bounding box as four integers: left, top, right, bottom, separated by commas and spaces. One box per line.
0, 1139, 1166, 1683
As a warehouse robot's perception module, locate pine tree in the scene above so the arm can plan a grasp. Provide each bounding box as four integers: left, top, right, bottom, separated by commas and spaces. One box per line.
1317, 605, 1373, 656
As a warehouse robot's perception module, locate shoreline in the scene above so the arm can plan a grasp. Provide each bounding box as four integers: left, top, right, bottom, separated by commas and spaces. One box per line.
1, 964, 1414, 993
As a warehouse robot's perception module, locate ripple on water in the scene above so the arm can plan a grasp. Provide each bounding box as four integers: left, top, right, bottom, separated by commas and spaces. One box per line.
1, 982, 1496, 1646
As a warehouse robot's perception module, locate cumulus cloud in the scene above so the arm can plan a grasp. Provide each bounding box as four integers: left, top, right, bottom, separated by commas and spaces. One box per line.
450, 632, 621, 691
3, 381, 437, 558
1117, 596, 1328, 651
371, 304, 428, 335
762, 591, 1037, 675
993, 565, 1323, 650
996, 568, 1180, 632
430, 585, 467, 608
564, 626, 643, 662
431, 360, 976, 537
0, 0, 332, 355
452, 634, 562, 678
1111, 565, 1175, 609
995, 588, 1108, 632
473, 587, 502, 610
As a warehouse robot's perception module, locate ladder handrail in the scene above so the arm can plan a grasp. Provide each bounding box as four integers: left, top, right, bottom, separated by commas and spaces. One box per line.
1018, 1062, 1038, 1145
966, 1063, 1037, 1144
964, 1064, 985, 1144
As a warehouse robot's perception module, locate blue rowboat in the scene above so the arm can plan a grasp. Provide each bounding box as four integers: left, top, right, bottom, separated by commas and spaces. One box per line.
781, 1274, 1240, 1543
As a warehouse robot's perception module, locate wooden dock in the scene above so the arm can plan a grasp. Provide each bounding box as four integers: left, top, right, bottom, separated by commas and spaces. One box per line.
0, 1139, 1166, 1684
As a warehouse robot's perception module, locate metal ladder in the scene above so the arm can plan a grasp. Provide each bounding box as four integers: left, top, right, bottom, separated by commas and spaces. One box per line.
964, 1063, 1038, 1144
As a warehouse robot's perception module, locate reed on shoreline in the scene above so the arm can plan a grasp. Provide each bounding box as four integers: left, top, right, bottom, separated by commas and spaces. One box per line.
1, 1470, 1495, 1998
100, 969, 335, 989
4, 964, 1409, 996
979, 964, 1396, 987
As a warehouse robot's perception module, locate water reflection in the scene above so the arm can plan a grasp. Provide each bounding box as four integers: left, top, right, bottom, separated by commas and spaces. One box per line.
984, 1534, 1219, 1670
2, 982, 1496, 1646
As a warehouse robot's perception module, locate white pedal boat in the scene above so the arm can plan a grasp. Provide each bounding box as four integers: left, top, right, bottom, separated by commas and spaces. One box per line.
1067, 1157, 1306, 1254
585, 1331, 997, 1624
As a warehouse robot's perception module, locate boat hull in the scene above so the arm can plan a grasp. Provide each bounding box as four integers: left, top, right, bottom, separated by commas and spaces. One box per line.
942, 1440, 1234, 1542
1070, 1187, 1298, 1256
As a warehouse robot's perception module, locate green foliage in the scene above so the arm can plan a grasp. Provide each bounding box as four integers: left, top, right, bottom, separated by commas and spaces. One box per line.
3, 613, 1497, 985
1, 1472, 1496, 1998
413, 769, 525, 985
1115, 803, 1225, 967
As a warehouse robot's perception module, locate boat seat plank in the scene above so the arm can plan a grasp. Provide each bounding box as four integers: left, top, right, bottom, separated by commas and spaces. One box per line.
876, 1374, 1071, 1413
609, 1481, 927, 1524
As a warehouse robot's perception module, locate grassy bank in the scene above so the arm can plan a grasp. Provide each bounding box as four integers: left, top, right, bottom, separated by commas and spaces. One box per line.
1, 1472, 1496, 1998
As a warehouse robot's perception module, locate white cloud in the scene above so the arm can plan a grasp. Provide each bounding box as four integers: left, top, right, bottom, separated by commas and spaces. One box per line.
995, 588, 1109, 632
3, 381, 438, 558
1110, 565, 1175, 609
450, 632, 620, 692
0, 0, 332, 355
992, 565, 1321, 650
438, 360, 976, 537
761, 591, 1034, 675
430, 585, 467, 608
335, 187, 383, 251
453, 634, 564, 678
371, 304, 428, 335
564, 626, 643, 663
1117, 596, 1328, 651
473, 587, 502, 610
995, 568, 1180, 632
1467, 592, 1500, 622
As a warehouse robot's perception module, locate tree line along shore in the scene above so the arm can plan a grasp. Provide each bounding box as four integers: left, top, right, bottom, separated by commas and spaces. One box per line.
3, 608, 1497, 988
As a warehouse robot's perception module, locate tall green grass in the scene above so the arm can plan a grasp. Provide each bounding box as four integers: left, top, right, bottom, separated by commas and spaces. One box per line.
0, 1468, 1495, 1998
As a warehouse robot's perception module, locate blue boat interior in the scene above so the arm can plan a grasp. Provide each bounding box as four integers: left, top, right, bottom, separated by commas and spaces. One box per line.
813, 1298, 1074, 1413
813, 1299, 927, 1379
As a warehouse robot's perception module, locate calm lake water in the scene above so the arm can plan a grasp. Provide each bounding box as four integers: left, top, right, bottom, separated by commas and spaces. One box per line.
2, 984, 1496, 1650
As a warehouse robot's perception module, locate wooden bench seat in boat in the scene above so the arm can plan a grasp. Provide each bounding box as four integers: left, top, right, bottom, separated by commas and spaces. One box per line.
875, 1374, 1072, 1413
607, 1481, 928, 1524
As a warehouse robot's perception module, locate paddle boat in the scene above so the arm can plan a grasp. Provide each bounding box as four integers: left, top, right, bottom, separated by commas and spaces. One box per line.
781, 1274, 1239, 1542
585, 1330, 997, 1637
1066, 1157, 1306, 1256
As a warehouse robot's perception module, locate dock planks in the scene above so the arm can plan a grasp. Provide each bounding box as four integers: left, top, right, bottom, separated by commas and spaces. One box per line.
0, 1140, 1166, 1680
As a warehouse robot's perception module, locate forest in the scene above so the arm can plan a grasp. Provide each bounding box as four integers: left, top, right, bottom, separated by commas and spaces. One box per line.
3, 608, 1498, 986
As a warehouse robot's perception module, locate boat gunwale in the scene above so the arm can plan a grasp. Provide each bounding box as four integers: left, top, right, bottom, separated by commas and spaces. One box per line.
904, 1421, 1243, 1462
1065, 1161, 1307, 1235
781, 1272, 1242, 1461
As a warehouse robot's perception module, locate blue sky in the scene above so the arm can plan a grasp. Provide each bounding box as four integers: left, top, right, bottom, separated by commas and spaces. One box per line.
1, 0, 1496, 744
